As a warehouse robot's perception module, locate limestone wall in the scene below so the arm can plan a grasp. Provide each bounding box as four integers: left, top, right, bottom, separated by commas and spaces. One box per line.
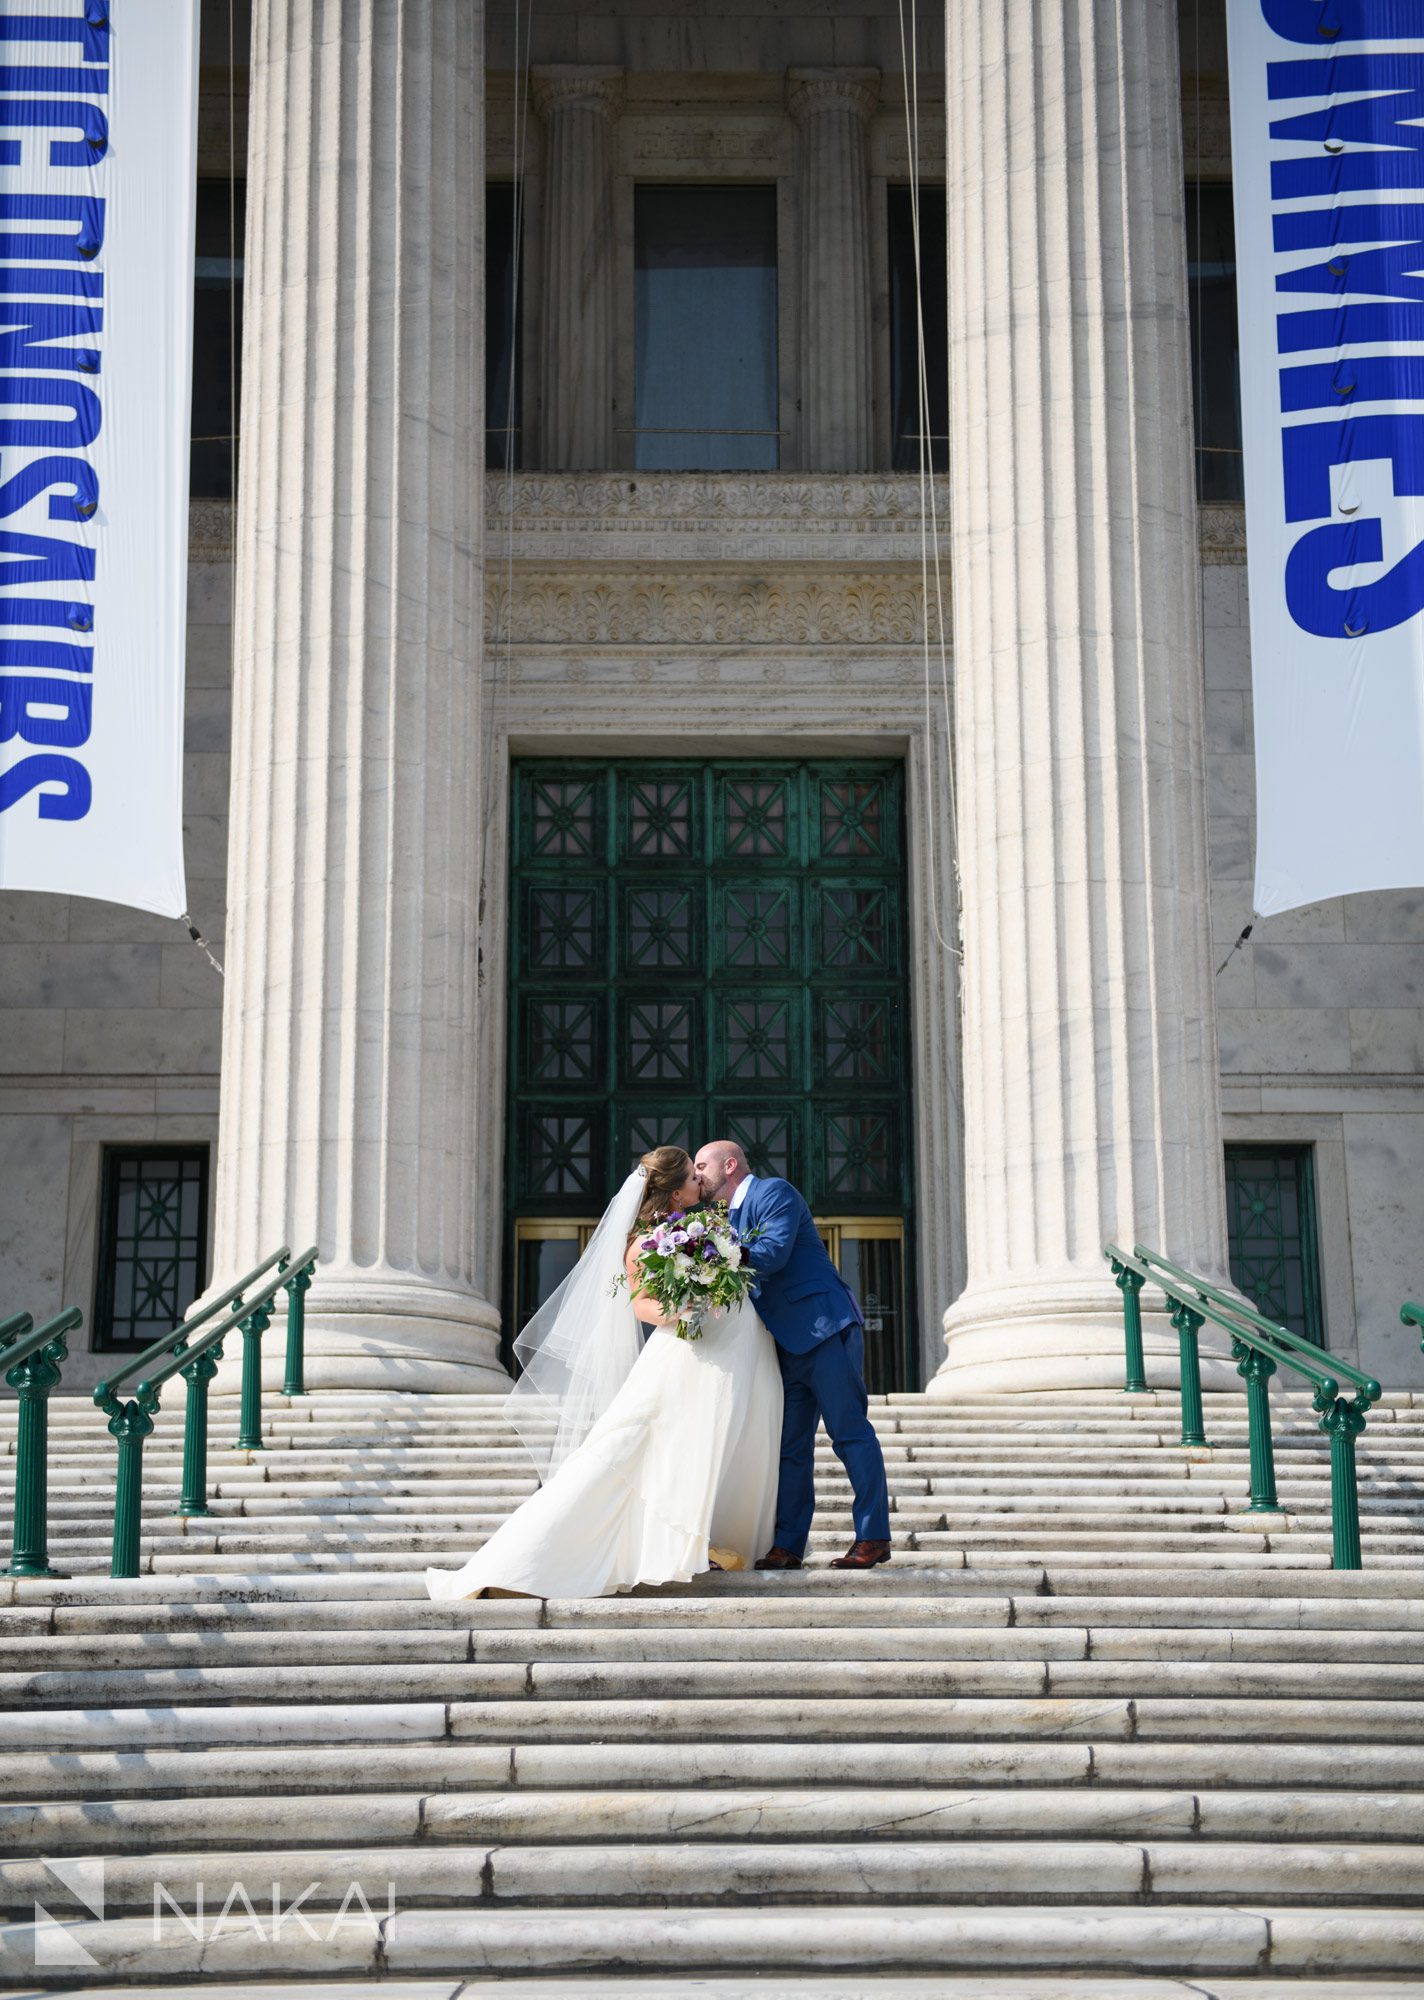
1202, 531, 1424, 1390
0, 520, 231, 1391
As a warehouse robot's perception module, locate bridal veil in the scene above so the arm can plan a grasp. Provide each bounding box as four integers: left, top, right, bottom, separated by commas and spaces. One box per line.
505, 1166, 647, 1477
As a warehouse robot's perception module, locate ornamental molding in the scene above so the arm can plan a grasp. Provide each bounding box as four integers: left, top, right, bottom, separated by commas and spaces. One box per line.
485, 473, 954, 566
485, 570, 945, 649
487, 472, 943, 525
189, 499, 235, 557
786, 68, 881, 124
1183, 94, 1232, 177
531, 66, 625, 120
1199, 504, 1246, 566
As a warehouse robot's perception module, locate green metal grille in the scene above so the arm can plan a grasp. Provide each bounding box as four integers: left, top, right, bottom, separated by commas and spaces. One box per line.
507, 757, 914, 1351
93, 1146, 211, 1351
1224, 1143, 1324, 1347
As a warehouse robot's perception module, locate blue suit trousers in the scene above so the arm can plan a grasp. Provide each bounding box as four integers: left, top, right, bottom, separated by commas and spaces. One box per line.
772, 1322, 891, 1554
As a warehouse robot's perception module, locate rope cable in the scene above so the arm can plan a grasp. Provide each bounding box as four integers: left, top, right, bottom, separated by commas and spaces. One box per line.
177, 0, 240, 980
895, 0, 959, 957
477, 0, 534, 984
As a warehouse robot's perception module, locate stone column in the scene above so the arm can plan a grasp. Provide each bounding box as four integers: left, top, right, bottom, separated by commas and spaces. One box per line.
787, 69, 879, 474
533, 67, 621, 471
931, 0, 1234, 1395
212, 0, 506, 1393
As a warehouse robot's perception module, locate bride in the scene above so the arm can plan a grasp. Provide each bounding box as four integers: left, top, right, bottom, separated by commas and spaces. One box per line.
425, 1146, 783, 1600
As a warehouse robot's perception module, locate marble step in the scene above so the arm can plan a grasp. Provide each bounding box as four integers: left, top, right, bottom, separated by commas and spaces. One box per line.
2, 1903, 1421, 1979
5, 1621, 1423, 1672
13, 1496, 1424, 1520
24, 1437, 1418, 1460
8, 1586, 1424, 1632
11, 1558, 1424, 1599
123, 1545, 1423, 1572
13, 1694, 1424, 1751
15, 1470, 1424, 1503
11, 1650, 1424, 1712
9, 1784, 1424, 1858
12, 1736, 1423, 1802
21, 1983, 1424, 2000
8, 1835, 1424, 1918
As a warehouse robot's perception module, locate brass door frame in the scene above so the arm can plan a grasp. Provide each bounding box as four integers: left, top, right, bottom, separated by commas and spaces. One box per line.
513, 1212, 904, 1341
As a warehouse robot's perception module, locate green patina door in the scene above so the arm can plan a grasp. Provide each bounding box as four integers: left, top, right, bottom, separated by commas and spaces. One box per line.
506, 757, 916, 1390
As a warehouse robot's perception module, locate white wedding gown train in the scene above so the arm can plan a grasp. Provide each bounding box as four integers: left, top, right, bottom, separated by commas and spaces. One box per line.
425, 1299, 783, 1601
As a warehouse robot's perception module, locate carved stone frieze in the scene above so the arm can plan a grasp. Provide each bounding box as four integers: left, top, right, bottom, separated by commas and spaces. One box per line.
188, 499, 235, 557
487, 471, 948, 524
1199, 504, 1246, 566
485, 570, 945, 648
1183, 93, 1233, 178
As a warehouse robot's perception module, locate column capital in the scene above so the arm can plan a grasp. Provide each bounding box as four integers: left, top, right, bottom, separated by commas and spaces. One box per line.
786, 68, 880, 125
532, 65, 624, 122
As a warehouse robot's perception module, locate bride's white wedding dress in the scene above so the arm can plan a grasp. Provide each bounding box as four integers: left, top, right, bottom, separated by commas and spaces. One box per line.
425, 1280, 782, 1602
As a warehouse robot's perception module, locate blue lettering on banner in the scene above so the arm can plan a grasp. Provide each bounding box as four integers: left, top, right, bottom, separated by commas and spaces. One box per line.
0, 0, 107, 823
1260, 31, 1424, 638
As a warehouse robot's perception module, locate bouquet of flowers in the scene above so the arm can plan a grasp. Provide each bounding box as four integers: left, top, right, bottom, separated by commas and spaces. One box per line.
617, 1201, 757, 1340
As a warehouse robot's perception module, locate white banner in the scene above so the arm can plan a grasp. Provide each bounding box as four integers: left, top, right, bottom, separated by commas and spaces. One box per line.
0, 0, 198, 917
1228, 0, 1424, 916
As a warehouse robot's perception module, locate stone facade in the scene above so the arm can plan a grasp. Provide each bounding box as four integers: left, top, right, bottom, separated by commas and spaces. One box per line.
1, 0, 1421, 1399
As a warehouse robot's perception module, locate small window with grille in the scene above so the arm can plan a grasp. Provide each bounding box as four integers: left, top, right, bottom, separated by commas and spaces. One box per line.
191, 178, 246, 500
1224, 1143, 1324, 1347
93, 1146, 211, 1351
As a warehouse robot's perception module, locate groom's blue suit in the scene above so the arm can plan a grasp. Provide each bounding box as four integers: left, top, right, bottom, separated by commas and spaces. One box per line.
735, 1175, 891, 1555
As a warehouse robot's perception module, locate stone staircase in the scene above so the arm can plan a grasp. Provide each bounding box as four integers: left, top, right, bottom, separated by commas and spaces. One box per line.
1, 1385, 1423, 1995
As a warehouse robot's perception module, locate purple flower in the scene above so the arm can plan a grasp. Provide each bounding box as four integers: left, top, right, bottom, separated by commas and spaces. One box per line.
641, 1237, 656, 1251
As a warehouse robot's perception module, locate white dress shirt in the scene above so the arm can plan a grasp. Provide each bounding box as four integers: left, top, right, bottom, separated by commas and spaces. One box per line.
727, 1175, 755, 1214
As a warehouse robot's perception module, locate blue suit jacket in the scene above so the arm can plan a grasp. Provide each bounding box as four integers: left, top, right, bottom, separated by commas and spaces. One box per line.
736, 1176, 863, 1356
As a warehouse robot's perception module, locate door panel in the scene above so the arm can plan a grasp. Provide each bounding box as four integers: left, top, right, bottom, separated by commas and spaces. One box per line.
507, 757, 916, 1386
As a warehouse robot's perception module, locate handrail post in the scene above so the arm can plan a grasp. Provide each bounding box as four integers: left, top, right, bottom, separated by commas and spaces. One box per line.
1317, 1389, 1367, 1571
282, 1261, 313, 1397
1110, 1260, 1148, 1393
236, 1301, 272, 1451
176, 1337, 224, 1517
105, 1398, 156, 1579
5, 1321, 70, 1578
1233, 1336, 1279, 1511
1168, 1299, 1208, 1447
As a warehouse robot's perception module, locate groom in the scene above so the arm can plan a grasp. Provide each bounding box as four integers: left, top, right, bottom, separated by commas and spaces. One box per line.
694, 1140, 891, 1569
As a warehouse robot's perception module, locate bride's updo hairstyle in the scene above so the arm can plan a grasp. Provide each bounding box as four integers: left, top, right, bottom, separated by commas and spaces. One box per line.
636, 1145, 694, 1225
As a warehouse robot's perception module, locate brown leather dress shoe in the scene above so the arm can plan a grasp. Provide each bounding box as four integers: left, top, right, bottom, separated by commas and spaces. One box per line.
829, 1538, 892, 1569
754, 1546, 804, 1570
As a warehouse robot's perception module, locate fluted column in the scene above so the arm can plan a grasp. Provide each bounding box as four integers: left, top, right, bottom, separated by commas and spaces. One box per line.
788, 69, 878, 473
212, 0, 505, 1392
932, 0, 1234, 1395
533, 67, 621, 471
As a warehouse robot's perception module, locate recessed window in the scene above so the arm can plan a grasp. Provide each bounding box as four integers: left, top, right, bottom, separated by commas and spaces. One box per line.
1224, 1143, 1324, 1346
487, 182, 523, 471
191, 178, 245, 500
633, 185, 779, 471
1187, 181, 1243, 504
887, 184, 948, 473
93, 1147, 210, 1351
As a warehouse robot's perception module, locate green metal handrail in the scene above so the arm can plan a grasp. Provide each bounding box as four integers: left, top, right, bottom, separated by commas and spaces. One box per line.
92, 1243, 318, 1579
1402, 1301, 1424, 1354
1135, 1245, 1381, 1398
3, 1306, 82, 1578
93, 1244, 294, 1401
1105, 1241, 1382, 1571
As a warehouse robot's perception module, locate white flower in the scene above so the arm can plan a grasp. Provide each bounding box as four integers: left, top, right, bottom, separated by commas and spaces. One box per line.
673, 1251, 695, 1276
686, 1219, 706, 1239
